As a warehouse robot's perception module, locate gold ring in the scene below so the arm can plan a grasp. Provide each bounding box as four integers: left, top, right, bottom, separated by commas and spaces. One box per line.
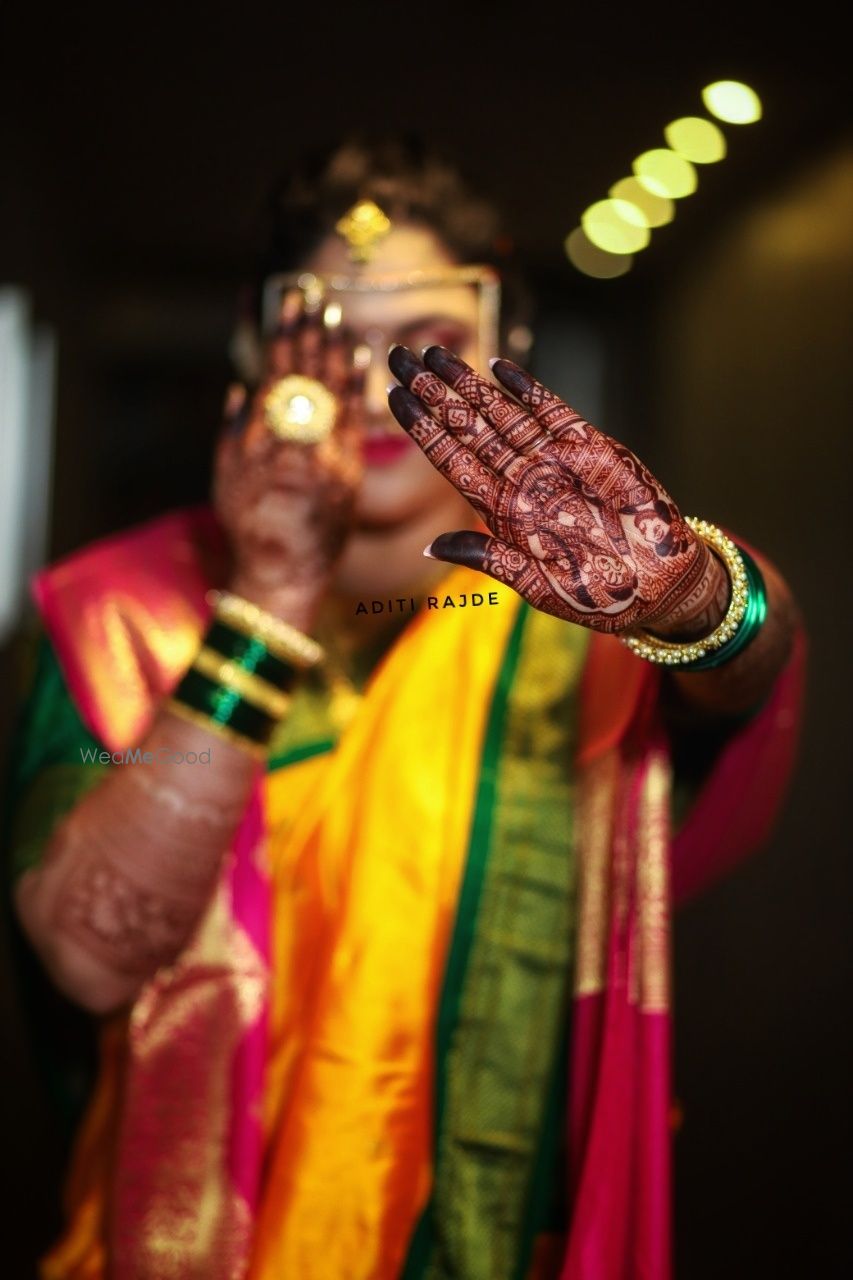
263, 375, 338, 443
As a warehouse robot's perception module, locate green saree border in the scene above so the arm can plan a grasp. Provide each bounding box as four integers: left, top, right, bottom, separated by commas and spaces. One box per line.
267, 739, 335, 771
401, 600, 530, 1279
434, 601, 531, 1131
402, 607, 588, 1280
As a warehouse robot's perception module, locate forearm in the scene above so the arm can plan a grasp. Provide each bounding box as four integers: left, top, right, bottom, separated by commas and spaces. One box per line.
657, 549, 800, 722
14, 704, 257, 1013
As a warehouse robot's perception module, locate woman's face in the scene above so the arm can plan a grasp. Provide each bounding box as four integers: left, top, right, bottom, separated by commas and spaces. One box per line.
301, 223, 483, 531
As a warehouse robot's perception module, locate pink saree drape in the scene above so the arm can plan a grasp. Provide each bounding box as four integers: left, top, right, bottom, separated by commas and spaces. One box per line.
558, 579, 806, 1280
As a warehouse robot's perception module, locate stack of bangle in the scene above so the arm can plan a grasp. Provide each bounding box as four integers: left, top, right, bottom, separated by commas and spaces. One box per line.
621, 518, 768, 670
166, 590, 325, 757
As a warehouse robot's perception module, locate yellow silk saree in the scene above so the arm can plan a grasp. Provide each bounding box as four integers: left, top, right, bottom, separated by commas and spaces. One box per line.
13, 505, 805, 1280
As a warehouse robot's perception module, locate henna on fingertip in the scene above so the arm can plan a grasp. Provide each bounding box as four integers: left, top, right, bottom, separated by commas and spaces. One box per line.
489, 359, 592, 443
390, 346, 521, 474
420, 346, 551, 453
388, 344, 427, 385
428, 529, 492, 571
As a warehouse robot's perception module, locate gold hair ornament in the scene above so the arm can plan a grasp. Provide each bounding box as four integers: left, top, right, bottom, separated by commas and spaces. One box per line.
335, 199, 393, 264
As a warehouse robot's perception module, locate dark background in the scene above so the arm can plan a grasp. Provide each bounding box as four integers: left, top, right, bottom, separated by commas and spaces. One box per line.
1, 6, 850, 1277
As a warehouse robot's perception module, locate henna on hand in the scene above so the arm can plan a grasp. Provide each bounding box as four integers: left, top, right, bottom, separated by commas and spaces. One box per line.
647, 549, 730, 641
387, 344, 799, 717
387, 344, 714, 635
55, 851, 202, 977
14, 709, 257, 1011
214, 289, 365, 627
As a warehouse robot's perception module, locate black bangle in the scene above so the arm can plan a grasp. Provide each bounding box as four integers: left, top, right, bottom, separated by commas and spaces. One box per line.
172, 667, 276, 745
204, 619, 300, 692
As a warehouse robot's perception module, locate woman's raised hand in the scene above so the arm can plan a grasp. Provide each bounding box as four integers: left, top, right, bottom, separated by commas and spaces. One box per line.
213, 289, 365, 630
387, 344, 729, 638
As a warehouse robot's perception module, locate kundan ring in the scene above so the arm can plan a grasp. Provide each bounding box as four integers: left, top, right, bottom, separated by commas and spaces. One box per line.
263, 375, 338, 444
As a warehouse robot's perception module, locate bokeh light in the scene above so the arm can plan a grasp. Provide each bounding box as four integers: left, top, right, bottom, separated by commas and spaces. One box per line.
566, 80, 761, 277
581, 199, 650, 254
323, 301, 343, 327
664, 117, 727, 163
609, 177, 675, 227
564, 228, 633, 278
701, 80, 762, 124
633, 149, 698, 199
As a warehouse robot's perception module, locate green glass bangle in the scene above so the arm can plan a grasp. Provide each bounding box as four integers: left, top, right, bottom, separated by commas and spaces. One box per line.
683, 548, 768, 672
204, 619, 299, 691
172, 667, 276, 744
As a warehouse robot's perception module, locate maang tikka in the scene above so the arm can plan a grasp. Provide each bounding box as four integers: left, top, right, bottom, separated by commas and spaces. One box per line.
334, 199, 392, 264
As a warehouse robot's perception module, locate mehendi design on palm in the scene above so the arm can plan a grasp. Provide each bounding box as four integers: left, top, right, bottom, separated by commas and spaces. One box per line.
387, 344, 719, 635
213, 289, 365, 619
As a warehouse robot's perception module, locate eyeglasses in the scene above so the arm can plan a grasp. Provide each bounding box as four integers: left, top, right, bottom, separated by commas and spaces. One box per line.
261, 266, 502, 373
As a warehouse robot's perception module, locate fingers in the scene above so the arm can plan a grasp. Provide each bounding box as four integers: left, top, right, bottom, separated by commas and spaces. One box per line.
266, 289, 303, 379
323, 303, 351, 396
213, 384, 246, 491
388, 344, 523, 477
213, 383, 248, 476
421, 346, 552, 454
489, 357, 642, 509
489, 358, 591, 443
339, 343, 369, 441
387, 385, 508, 530
222, 382, 248, 433
266, 287, 350, 390
295, 290, 325, 378
426, 530, 552, 603
247, 283, 364, 459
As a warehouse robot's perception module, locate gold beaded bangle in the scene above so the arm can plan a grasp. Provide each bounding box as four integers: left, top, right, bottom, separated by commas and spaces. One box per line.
620, 518, 749, 666
192, 646, 293, 718
207, 590, 325, 669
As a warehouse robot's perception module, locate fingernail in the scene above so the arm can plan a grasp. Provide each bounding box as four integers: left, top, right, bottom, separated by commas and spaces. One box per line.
387, 385, 422, 428
388, 342, 401, 356
386, 382, 398, 395
422, 345, 462, 379
420, 344, 434, 358
389, 344, 424, 384
488, 357, 500, 369
423, 544, 436, 558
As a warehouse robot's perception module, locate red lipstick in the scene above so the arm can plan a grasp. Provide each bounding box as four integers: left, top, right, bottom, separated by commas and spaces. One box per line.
362, 434, 413, 467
